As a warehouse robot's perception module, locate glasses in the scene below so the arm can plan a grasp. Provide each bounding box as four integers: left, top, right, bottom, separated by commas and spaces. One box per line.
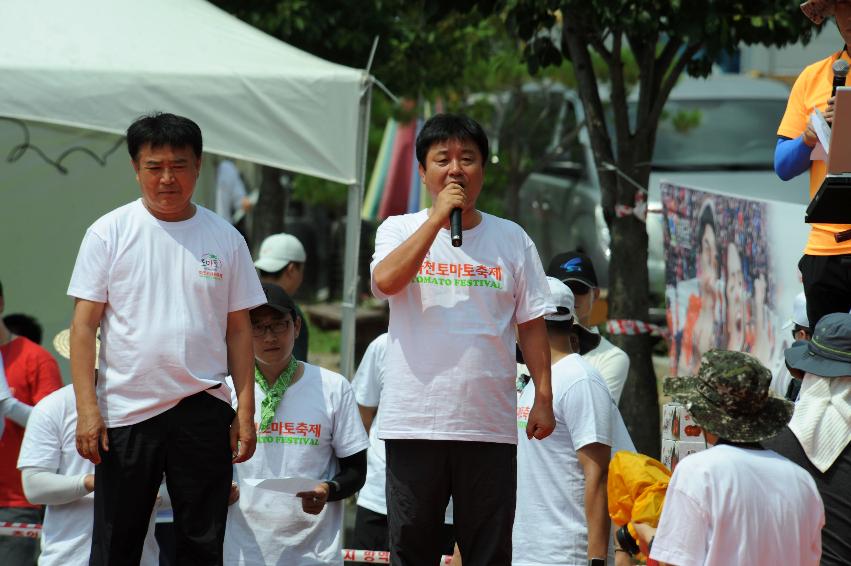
251, 320, 293, 337
566, 281, 591, 296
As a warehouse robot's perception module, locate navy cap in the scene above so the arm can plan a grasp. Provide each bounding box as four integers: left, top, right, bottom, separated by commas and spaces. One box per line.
547, 251, 598, 288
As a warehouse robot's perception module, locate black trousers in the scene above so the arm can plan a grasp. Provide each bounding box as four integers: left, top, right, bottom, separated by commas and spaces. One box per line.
90, 390, 234, 566
385, 440, 516, 566
799, 254, 851, 329
351, 505, 455, 559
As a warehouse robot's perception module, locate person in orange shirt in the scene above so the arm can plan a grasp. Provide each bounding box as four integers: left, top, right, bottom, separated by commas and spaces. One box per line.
775, 0, 851, 330
0, 280, 63, 565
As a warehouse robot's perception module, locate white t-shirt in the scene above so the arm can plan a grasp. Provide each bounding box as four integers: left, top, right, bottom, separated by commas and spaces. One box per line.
67, 199, 265, 427
371, 209, 550, 444
513, 354, 634, 566
0, 351, 10, 401
17, 385, 159, 566
0, 352, 9, 438
215, 160, 247, 223
582, 332, 629, 403
651, 444, 824, 566
225, 364, 369, 565
351, 333, 453, 523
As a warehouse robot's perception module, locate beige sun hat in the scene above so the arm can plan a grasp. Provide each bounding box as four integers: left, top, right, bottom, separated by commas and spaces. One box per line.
801, 0, 837, 24
53, 328, 100, 369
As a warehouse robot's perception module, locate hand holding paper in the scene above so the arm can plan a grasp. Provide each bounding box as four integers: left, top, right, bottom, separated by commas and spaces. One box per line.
296, 482, 330, 515
811, 108, 831, 161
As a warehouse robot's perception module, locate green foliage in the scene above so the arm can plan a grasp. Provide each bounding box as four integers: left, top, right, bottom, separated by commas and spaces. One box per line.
210, 0, 497, 99
665, 108, 703, 134
306, 318, 341, 355
504, 0, 812, 85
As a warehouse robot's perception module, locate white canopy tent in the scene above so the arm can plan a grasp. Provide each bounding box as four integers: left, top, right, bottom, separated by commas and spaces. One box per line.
0, 0, 371, 376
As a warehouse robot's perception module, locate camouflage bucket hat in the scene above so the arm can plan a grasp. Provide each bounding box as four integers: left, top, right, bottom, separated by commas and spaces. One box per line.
664, 350, 793, 442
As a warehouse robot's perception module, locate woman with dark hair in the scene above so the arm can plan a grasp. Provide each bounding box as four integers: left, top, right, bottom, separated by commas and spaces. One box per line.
678, 200, 721, 374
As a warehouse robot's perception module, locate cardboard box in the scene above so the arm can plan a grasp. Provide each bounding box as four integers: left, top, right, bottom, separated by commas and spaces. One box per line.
661, 438, 707, 471
661, 402, 706, 442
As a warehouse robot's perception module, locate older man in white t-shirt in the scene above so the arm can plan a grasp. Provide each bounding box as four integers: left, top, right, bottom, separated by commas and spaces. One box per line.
513, 278, 634, 566
68, 113, 265, 565
371, 113, 555, 566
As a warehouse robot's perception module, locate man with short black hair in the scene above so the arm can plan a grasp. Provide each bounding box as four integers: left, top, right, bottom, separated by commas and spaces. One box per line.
3, 314, 43, 345
255, 233, 309, 361
68, 112, 265, 565
372, 113, 554, 566
548, 251, 630, 402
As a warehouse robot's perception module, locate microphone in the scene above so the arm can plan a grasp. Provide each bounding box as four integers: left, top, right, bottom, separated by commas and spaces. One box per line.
450, 208, 462, 247
832, 59, 849, 98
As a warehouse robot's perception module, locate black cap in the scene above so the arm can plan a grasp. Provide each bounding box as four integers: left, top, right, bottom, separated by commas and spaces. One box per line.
547, 251, 598, 288
256, 283, 297, 318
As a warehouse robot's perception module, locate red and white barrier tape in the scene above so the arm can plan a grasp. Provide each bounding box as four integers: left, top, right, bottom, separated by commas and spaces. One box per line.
0, 524, 451, 564
0, 522, 41, 538
606, 319, 668, 338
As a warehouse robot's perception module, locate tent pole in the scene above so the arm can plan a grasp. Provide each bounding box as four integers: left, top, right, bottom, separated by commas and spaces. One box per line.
340, 79, 373, 379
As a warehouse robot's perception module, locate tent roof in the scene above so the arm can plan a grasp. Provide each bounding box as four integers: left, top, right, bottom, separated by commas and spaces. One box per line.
0, 0, 367, 184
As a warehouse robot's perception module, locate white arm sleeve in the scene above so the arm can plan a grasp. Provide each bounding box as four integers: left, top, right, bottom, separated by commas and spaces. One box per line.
21, 467, 90, 505
0, 397, 32, 427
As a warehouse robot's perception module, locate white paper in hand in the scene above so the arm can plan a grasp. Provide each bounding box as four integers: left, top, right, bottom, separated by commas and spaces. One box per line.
811, 108, 831, 160
242, 477, 320, 494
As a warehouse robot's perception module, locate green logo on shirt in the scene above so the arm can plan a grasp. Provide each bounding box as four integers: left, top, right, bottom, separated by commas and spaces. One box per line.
199, 253, 224, 280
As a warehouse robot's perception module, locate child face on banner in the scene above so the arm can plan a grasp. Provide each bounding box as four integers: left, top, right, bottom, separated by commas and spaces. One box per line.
698, 223, 719, 297
725, 243, 746, 350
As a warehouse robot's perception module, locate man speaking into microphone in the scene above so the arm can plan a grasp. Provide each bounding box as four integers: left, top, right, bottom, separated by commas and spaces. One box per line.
371, 113, 555, 566
775, 0, 851, 328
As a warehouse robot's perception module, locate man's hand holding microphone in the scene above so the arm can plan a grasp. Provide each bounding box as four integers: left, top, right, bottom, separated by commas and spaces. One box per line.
431, 181, 467, 246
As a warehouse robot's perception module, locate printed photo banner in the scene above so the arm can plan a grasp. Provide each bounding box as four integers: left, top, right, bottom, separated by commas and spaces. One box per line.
662, 181, 809, 379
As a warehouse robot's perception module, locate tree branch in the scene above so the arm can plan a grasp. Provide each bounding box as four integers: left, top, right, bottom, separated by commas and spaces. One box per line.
588, 33, 613, 64
647, 43, 702, 129
634, 35, 677, 139
561, 18, 617, 213
608, 30, 631, 161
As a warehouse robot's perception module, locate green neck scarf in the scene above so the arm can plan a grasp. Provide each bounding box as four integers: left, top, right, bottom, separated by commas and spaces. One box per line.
255, 356, 298, 431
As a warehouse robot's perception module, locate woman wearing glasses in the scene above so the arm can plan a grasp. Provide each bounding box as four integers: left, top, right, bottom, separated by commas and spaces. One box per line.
224, 283, 369, 565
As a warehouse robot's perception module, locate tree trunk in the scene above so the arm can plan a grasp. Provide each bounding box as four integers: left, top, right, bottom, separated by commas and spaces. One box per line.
606, 163, 660, 459
251, 165, 288, 256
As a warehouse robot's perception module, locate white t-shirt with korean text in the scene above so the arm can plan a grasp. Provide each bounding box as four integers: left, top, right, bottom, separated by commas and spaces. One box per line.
651, 444, 824, 566
513, 354, 634, 566
17, 385, 159, 566
371, 209, 550, 444
67, 199, 265, 427
225, 364, 369, 565
351, 333, 453, 523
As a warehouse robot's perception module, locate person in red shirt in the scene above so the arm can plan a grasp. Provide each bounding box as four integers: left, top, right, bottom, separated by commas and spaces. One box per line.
0, 280, 62, 565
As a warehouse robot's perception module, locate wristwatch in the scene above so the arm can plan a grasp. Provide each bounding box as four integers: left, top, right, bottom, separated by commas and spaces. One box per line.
588, 559, 606, 566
